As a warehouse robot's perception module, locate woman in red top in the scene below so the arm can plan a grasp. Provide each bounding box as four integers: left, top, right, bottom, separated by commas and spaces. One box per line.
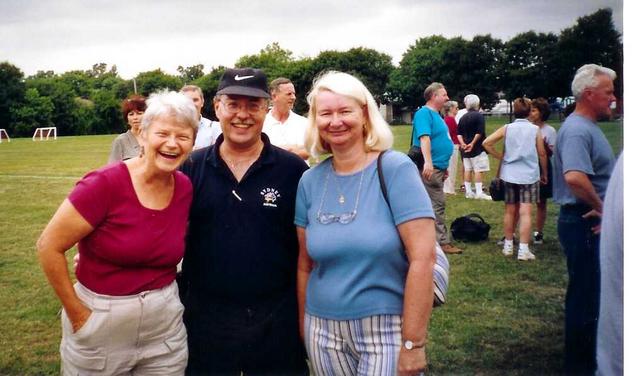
442, 101, 460, 194
37, 90, 198, 375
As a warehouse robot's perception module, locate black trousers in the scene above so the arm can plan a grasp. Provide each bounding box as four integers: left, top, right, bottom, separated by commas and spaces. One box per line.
183, 290, 308, 376
558, 204, 600, 375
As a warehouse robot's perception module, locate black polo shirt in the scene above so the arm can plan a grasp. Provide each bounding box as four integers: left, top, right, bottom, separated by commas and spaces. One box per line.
457, 109, 486, 158
180, 134, 308, 307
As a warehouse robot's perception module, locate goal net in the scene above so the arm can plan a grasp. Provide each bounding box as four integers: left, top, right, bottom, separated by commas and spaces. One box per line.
0, 129, 9, 143
32, 127, 57, 141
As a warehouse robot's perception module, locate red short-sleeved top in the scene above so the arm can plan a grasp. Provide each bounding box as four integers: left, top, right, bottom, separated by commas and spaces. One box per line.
69, 162, 193, 296
445, 116, 460, 145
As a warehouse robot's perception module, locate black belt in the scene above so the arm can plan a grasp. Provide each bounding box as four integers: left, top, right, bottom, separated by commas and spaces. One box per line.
560, 203, 592, 214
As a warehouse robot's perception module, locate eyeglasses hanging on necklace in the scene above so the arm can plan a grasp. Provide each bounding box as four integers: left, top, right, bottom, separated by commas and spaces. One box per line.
316, 158, 366, 225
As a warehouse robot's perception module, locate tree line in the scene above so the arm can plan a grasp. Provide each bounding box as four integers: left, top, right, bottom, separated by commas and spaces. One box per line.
0, 8, 622, 137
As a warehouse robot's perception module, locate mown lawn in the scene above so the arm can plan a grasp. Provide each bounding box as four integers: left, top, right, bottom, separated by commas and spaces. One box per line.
0, 117, 622, 375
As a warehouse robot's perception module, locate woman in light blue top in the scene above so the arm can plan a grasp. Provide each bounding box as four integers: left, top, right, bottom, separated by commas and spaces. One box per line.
296, 71, 436, 376
483, 98, 547, 261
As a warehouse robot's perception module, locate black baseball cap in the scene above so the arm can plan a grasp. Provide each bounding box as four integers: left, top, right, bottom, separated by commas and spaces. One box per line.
216, 68, 270, 98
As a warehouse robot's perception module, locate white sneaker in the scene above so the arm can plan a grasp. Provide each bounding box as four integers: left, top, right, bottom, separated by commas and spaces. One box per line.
502, 246, 513, 256
517, 250, 536, 261
465, 191, 475, 199
475, 192, 493, 200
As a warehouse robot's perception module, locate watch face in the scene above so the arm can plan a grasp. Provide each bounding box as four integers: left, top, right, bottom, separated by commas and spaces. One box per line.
404, 340, 413, 350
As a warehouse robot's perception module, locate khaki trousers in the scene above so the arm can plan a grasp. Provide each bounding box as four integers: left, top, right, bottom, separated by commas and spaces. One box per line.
422, 169, 451, 245
61, 281, 187, 375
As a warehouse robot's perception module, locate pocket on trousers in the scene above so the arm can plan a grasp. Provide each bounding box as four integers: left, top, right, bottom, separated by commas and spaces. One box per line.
61, 341, 107, 371
61, 308, 107, 343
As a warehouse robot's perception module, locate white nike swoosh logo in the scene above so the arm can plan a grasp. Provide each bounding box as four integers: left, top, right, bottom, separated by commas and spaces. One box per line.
234, 75, 254, 81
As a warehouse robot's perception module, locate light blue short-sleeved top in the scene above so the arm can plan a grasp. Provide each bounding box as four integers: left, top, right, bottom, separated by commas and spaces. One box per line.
411, 106, 453, 170
552, 113, 615, 205
295, 150, 435, 320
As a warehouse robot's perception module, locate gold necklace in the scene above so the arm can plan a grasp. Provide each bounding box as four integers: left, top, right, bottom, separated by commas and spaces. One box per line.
331, 153, 368, 205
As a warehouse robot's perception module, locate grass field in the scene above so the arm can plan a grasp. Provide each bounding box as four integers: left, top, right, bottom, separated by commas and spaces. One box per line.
0, 117, 623, 375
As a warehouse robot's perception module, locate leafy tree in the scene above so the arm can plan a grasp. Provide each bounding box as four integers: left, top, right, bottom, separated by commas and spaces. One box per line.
194, 65, 227, 120
90, 90, 123, 134
134, 69, 182, 97
178, 64, 205, 83
457, 35, 503, 109
551, 8, 623, 99
388, 35, 503, 110
0, 62, 26, 133
10, 88, 54, 136
388, 36, 460, 110
292, 48, 393, 113
60, 70, 93, 98
502, 31, 558, 100
26, 75, 78, 136
235, 42, 294, 80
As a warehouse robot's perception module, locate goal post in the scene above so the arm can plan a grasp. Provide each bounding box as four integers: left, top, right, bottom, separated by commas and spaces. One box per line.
32, 127, 57, 141
0, 129, 9, 143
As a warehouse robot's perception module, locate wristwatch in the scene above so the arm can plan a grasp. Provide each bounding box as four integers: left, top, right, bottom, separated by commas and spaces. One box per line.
403, 339, 426, 350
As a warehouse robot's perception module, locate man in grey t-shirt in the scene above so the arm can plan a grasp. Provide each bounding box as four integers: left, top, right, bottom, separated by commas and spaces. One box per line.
553, 64, 617, 375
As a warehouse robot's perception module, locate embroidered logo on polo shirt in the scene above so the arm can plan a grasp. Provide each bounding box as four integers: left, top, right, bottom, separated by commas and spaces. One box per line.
260, 188, 281, 208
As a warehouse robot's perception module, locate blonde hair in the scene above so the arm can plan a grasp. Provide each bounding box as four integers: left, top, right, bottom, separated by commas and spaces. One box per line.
305, 71, 393, 157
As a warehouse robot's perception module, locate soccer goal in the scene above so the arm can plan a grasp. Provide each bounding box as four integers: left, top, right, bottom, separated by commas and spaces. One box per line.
32, 127, 57, 141
0, 129, 9, 143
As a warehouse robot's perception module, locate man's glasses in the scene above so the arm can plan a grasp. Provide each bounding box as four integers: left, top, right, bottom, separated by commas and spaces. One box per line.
220, 100, 266, 115
316, 210, 358, 225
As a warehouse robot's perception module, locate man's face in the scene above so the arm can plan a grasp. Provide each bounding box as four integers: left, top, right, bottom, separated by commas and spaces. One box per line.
585, 74, 616, 120
183, 90, 204, 115
272, 83, 296, 110
431, 88, 449, 110
215, 95, 268, 149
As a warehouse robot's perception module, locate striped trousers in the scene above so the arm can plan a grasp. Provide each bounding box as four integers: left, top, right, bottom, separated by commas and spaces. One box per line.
304, 313, 403, 376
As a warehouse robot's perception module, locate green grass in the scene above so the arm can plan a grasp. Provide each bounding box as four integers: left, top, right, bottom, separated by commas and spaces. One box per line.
0, 119, 622, 375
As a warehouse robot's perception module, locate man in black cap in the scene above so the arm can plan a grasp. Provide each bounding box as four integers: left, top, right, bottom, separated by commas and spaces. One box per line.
180, 68, 309, 375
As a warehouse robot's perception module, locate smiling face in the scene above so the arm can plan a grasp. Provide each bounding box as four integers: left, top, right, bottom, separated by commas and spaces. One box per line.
314, 90, 366, 153
215, 94, 268, 150
127, 110, 145, 133
140, 115, 195, 174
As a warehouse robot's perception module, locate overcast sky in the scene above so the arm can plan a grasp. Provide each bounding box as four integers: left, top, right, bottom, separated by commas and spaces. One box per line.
0, 0, 624, 79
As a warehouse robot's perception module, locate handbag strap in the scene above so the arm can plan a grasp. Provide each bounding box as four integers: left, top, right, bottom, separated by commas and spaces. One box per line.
495, 124, 508, 179
377, 150, 391, 208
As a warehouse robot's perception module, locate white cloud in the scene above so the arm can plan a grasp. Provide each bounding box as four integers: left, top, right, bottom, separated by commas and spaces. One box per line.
0, 0, 622, 79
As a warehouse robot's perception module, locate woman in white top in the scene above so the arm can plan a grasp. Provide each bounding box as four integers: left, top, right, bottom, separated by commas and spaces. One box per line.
483, 98, 547, 261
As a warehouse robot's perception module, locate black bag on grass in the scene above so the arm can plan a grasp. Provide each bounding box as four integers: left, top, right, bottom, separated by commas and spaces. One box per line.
451, 213, 491, 242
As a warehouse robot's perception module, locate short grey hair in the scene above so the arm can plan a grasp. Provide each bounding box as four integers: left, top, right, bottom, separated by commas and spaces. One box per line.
442, 101, 458, 116
180, 84, 204, 100
423, 82, 445, 102
464, 94, 480, 110
571, 64, 616, 100
141, 90, 199, 134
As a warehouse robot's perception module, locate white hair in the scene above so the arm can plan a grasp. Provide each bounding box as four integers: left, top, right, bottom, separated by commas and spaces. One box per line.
141, 90, 199, 133
305, 71, 393, 158
571, 64, 617, 100
464, 94, 480, 110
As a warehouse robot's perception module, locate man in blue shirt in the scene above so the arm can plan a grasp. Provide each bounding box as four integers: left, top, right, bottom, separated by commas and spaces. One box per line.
412, 82, 460, 254
553, 64, 617, 375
